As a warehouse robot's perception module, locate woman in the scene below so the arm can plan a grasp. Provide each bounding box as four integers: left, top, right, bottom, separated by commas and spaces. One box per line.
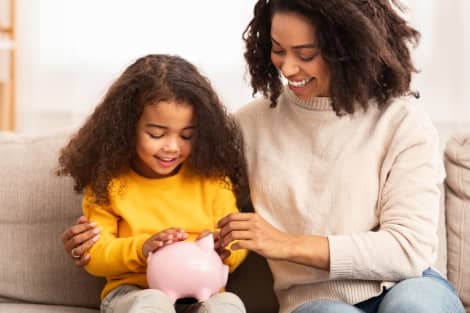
62, 1, 465, 312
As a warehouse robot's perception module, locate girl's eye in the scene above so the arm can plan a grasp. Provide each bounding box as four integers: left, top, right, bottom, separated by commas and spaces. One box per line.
148, 133, 164, 139
181, 135, 192, 141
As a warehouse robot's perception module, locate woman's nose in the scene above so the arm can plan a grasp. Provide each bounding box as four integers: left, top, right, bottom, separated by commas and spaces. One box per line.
280, 55, 300, 77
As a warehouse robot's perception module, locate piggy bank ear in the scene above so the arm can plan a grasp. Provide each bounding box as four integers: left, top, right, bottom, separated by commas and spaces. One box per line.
197, 233, 214, 250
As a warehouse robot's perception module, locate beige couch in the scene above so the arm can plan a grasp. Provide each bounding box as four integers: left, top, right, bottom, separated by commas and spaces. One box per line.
0, 130, 469, 313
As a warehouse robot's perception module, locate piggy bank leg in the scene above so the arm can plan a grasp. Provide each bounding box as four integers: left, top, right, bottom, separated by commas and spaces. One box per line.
195, 288, 214, 302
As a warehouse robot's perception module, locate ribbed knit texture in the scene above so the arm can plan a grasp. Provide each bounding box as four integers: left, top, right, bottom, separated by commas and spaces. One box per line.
235, 88, 444, 313
82, 164, 247, 299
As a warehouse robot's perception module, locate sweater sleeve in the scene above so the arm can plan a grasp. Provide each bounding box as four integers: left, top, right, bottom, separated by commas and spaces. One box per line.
328, 106, 444, 281
213, 180, 248, 273
82, 188, 149, 277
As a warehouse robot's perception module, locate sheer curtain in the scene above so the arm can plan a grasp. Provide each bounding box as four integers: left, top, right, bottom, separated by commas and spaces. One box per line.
15, 0, 470, 134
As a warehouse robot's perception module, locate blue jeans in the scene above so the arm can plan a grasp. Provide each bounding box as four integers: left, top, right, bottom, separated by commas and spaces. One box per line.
292, 268, 464, 313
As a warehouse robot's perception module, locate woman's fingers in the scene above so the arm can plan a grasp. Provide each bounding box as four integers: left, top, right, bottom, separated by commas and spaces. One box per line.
218, 220, 251, 238
218, 212, 294, 260
219, 230, 253, 248
217, 212, 253, 229
69, 230, 100, 260
64, 224, 100, 254
74, 252, 91, 267
61, 220, 91, 244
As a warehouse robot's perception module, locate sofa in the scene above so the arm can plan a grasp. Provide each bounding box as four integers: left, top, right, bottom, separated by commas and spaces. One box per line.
0, 129, 469, 313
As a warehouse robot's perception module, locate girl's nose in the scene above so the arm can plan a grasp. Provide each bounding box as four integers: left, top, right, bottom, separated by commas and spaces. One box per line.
162, 138, 179, 152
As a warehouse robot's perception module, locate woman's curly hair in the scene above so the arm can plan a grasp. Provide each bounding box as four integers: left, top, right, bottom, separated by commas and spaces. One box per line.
244, 0, 421, 115
57, 54, 246, 204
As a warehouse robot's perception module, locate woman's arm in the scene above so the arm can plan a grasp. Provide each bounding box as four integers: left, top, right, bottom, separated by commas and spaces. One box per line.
217, 212, 330, 271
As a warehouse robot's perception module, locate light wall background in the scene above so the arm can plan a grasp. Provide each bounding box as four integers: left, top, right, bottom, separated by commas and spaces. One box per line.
14, 0, 470, 134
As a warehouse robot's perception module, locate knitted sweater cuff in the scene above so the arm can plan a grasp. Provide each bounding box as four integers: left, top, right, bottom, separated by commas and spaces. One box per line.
328, 235, 354, 279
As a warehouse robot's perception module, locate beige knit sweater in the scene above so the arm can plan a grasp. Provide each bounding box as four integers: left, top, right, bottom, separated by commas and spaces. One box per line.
235, 88, 444, 313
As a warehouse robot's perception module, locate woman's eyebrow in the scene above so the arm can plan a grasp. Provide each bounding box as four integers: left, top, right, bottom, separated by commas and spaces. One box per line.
145, 123, 167, 129
271, 37, 318, 49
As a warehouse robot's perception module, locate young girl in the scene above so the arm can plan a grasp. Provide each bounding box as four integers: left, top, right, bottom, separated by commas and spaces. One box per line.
56, 54, 247, 313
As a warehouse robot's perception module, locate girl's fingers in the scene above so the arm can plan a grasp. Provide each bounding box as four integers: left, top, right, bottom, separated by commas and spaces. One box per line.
155, 228, 187, 242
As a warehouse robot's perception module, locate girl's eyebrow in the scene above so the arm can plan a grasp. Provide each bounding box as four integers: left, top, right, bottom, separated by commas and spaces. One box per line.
145, 123, 196, 130
271, 37, 318, 49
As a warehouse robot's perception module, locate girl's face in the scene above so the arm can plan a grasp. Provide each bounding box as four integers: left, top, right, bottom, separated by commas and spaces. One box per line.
132, 100, 195, 179
270, 12, 331, 99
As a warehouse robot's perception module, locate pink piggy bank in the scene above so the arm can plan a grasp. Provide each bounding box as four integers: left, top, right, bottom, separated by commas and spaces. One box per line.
146, 234, 229, 303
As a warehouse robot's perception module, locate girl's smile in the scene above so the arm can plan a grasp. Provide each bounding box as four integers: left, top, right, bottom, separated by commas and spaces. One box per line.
133, 100, 195, 179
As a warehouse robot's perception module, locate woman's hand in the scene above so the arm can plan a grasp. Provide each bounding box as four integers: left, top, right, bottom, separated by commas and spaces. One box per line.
61, 216, 100, 267
217, 212, 330, 270
142, 228, 188, 257
217, 212, 295, 261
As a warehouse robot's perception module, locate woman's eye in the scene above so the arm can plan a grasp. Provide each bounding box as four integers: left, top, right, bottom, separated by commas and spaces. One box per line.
299, 52, 319, 62
271, 49, 285, 55
181, 136, 192, 140
148, 133, 164, 139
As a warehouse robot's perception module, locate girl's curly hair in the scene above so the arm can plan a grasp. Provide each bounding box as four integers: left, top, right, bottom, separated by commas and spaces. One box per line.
244, 0, 421, 115
57, 54, 246, 204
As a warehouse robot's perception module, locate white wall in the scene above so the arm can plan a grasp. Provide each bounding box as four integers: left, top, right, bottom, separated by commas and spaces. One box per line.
14, 0, 470, 134
16, 0, 257, 133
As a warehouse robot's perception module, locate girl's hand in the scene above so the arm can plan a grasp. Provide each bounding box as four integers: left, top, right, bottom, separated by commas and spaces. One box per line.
61, 216, 101, 267
217, 212, 295, 261
197, 230, 231, 261
143, 227, 188, 257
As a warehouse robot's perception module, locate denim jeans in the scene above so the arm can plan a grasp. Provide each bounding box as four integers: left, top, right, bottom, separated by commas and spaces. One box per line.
292, 268, 465, 313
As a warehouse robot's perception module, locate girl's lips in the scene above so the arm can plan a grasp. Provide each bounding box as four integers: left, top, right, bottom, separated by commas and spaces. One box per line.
155, 156, 178, 168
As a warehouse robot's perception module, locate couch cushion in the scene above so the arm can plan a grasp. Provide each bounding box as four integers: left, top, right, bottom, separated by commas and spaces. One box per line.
444, 132, 470, 312
0, 303, 98, 313
0, 131, 104, 308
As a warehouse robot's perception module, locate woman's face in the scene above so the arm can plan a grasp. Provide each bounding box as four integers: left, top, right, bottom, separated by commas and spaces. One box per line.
270, 12, 331, 99
132, 100, 195, 179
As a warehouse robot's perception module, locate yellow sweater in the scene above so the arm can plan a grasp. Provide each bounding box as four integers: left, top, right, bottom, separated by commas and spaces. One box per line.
82, 164, 247, 299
